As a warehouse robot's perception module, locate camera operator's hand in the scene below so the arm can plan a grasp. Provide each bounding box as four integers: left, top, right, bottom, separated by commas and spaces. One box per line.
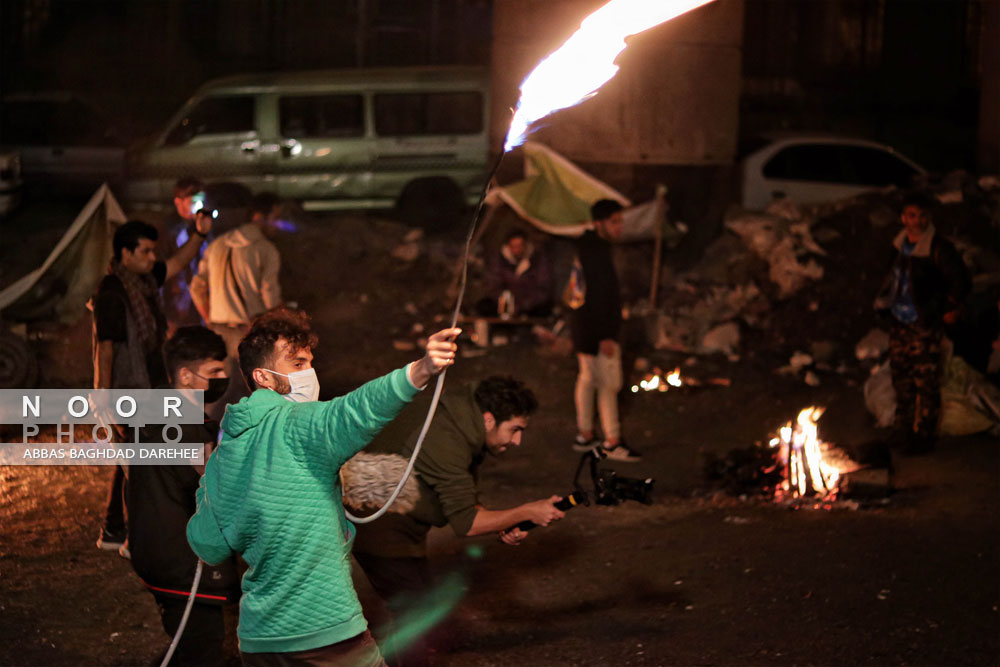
525, 495, 566, 527
498, 527, 527, 546
408, 328, 461, 388
194, 210, 213, 236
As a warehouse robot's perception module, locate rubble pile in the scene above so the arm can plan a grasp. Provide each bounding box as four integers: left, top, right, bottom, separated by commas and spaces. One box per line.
646, 176, 1000, 385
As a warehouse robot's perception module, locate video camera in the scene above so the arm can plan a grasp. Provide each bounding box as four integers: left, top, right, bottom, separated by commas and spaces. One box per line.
190, 191, 218, 220
574, 446, 654, 506
513, 447, 654, 532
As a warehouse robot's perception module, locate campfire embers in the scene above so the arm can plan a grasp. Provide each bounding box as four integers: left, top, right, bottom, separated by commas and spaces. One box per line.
631, 367, 731, 393
632, 367, 683, 393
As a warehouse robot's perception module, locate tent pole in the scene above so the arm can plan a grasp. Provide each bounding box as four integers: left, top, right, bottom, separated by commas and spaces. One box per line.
649, 188, 666, 307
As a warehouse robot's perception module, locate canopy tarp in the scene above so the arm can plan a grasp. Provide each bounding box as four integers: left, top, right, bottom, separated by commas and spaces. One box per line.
486, 141, 683, 243
0, 184, 126, 324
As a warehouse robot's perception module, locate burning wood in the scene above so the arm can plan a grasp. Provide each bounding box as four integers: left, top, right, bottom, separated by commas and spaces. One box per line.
768, 407, 853, 502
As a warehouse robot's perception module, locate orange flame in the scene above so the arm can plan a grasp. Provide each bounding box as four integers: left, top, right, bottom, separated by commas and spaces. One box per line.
505, 0, 717, 151
768, 406, 841, 499
632, 367, 683, 393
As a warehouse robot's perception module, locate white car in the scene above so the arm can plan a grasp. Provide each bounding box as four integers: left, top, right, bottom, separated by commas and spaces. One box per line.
741, 135, 926, 211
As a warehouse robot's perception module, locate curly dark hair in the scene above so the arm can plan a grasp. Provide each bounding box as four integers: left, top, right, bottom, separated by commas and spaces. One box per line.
238, 307, 319, 390
473, 376, 538, 423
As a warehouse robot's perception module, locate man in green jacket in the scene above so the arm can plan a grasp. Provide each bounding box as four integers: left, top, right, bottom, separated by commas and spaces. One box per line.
187, 307, 459, 666
350, 376, 565, 665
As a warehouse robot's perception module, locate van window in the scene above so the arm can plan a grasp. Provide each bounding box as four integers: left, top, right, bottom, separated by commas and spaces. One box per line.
374, 92, 482, 137
279, 95, 364, 138
164, 96, 255, 146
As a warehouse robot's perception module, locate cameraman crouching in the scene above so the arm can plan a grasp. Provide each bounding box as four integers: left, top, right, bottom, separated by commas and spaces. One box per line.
351, 376, 564, 666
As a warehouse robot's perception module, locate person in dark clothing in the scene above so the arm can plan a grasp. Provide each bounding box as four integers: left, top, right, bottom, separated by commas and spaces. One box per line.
477, 231, 554, 317
875, 193, 970, 453
93, 217, 212, 553
129, 326, 240, 666
351, 376, 562, 666
569, 199, 640, 462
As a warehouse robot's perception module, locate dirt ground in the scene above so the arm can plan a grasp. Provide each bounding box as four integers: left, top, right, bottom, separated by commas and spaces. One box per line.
0, 200, 997, 666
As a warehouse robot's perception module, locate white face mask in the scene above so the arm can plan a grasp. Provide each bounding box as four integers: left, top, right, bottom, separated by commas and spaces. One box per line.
263, 367, 320, 403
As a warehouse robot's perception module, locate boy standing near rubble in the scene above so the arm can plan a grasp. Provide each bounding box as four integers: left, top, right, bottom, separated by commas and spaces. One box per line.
876, 194, 969, 453
570, 199, 641, 462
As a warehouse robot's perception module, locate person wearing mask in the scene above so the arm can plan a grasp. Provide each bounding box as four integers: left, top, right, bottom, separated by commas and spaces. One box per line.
187, 307, 460, 666
127, 326, 240, 666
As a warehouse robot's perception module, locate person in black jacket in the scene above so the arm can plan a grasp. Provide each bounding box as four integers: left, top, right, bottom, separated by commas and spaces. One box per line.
569, 199, 641, 462
875, 193, 970, 453
94, 218, 212, 554
127, 326, 240, 666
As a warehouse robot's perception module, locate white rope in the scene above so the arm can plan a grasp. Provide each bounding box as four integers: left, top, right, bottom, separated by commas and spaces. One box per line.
345, 152, 505, 524
158, 559, 203, 667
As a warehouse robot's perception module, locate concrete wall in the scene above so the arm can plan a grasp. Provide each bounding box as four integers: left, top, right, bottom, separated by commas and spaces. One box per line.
491, 0, 744, 165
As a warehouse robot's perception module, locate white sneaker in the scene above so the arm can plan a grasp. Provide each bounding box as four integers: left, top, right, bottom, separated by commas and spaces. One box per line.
601, 441, 642, 462
572, 435, 601, 452
117, 543, 131, 560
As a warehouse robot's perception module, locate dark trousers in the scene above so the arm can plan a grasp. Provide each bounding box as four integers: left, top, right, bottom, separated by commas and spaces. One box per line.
151, 594, 227, 667
889, 320, 943, 439
102, 464, 126, 535
353, 553, 432, 667
240, 631, 384, 667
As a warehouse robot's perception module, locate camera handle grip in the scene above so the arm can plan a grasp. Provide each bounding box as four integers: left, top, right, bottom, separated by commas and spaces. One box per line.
513, 490, 587, 532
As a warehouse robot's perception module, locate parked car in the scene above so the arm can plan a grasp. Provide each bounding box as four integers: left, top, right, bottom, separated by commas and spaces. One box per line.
741, 134, 926, 210
0, 150, 21, 216
0, 92, 125, 189
124, 66, 490, 225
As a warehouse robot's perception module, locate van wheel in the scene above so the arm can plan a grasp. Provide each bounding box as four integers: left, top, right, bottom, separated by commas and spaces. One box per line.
395, 178, 466, 231
0, 328, 38, 388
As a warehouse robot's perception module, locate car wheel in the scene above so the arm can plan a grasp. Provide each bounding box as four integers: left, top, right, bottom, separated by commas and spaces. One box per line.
0, 328, 38, 388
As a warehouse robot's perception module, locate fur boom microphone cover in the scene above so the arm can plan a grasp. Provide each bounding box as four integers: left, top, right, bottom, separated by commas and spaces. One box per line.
341, 452, 421, 514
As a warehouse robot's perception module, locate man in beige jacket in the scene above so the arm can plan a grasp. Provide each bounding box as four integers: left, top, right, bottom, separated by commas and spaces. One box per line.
191, 192, 283, 418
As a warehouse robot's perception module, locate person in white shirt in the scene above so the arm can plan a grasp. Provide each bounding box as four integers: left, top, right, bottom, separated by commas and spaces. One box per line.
190, 192, 284, 418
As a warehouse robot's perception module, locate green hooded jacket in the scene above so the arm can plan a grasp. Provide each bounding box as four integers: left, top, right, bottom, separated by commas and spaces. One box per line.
186, 366, 419, 653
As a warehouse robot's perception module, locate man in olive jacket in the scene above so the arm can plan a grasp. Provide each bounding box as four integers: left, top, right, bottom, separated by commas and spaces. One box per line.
351, 376, 565, 666
186, 308, 459, 666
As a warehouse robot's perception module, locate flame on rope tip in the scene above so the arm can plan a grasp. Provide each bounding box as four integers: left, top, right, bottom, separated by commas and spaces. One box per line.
503, 0, 717, 152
